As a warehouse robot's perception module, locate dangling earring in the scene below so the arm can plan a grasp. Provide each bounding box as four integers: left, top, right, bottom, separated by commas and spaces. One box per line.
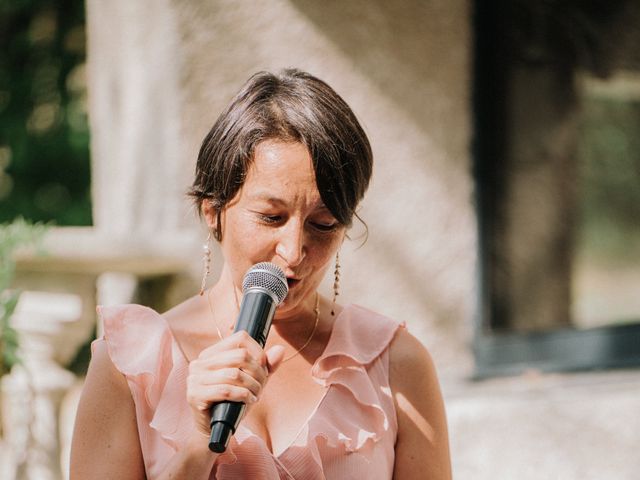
331, 251, 340, 316
199, 231, 213, 296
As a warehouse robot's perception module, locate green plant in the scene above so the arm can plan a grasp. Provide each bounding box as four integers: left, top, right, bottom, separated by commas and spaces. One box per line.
0, 0, 92, 226
0, 217, 47, 376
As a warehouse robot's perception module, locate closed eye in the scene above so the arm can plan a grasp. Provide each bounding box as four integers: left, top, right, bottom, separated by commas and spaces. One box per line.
254, 211, 338, 232
257, 213, 282, 224
309, 221, 339, 232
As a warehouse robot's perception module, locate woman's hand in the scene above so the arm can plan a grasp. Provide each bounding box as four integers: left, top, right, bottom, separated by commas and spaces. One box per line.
186, 330, 285, 437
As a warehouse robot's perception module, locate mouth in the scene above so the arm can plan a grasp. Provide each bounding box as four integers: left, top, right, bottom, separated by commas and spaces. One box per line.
286, 277, 301, 289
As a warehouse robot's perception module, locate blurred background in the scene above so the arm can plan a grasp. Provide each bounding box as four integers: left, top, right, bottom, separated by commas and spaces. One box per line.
1, 0, 639, 478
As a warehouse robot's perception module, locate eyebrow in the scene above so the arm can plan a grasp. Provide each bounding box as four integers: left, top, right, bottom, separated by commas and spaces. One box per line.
247, 191, 330, 211
247, 192, 287, 205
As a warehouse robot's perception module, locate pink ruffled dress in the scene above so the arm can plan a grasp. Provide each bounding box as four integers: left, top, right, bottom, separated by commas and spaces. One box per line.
95, 303, 404, 479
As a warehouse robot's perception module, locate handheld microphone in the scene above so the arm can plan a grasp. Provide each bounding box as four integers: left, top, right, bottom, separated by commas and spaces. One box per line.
208, 262, 288, 453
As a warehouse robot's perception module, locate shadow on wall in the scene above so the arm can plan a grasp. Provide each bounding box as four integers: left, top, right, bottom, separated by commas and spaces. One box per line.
290, 1, 474, 350
368, 230, 468, 329
290, 0, 467, 151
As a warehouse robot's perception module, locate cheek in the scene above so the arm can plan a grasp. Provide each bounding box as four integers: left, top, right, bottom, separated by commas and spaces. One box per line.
219, 221, 273, 282
223, 213, 273, 255
307, 234, 343, 268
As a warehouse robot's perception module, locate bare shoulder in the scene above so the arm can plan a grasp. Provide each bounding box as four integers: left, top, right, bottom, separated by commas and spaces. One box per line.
388, 328, 441, 409
389, 327, 435, 373
70, 340, 146, 479
389, 328, 452, 480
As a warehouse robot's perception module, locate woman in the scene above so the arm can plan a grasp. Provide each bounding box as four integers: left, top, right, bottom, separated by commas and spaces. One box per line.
70, 69, 451, 479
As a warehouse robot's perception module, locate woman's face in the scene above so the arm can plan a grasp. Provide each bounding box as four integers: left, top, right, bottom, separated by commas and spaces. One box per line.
210, 140, 346, 319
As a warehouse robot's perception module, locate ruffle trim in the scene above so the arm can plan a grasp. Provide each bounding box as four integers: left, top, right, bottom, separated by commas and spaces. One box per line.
98, 303, 404, 466
97, 304, 194, 451
305, 304, 404, 453
217, 305, 404, 471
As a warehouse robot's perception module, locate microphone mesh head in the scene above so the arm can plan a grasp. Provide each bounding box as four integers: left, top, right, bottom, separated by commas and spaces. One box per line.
242, 262, 289, 304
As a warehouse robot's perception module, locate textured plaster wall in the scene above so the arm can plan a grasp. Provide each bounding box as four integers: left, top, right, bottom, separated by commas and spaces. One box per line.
171, 0, 476, 374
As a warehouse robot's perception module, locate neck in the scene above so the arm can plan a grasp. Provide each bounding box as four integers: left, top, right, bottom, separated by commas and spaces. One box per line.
270, 293, 324, 349
207, 268, 242, 334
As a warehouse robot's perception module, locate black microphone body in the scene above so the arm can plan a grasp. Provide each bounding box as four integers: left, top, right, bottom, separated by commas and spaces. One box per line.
208, 290, 276, 452
208, 263, 288, 453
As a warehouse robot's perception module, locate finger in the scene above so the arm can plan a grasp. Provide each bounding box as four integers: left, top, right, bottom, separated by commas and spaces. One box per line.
265, 345, 286, 374
227, 330, 266, 359
199, 330, 266, 362
191, 348, 268, 382
188, 384, 258, 410
190, 368, 263, 397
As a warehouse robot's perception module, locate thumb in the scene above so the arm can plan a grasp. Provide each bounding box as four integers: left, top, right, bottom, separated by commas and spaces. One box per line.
265, 344, 286, 374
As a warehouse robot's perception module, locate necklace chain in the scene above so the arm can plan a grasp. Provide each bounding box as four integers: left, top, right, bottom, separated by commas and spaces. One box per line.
206, 287, 225, 340
206, 288, 320, 362
282, 292, 320, 363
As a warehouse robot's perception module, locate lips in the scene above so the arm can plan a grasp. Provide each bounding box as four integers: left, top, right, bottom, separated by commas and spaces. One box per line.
286, 277, 301, 289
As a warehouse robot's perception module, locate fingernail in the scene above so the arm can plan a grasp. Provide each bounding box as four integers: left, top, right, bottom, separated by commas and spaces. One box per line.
249, 394, 258, 404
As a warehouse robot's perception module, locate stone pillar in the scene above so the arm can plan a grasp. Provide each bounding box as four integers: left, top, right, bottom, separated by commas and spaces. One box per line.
86, 0, 189, 236
1, 292, 85, 480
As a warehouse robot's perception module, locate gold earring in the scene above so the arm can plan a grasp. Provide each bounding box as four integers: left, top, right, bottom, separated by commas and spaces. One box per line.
331, 251, 340, 316
199, 231, 213, 296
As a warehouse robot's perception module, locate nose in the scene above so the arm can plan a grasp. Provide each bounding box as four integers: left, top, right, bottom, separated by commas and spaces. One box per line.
275, 220, 306, 267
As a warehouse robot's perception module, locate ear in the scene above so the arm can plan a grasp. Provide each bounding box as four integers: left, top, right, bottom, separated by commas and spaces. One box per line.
201, 200, 217, 230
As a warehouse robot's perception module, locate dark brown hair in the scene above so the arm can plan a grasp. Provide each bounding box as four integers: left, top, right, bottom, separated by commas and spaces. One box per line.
189, 69, 372, 240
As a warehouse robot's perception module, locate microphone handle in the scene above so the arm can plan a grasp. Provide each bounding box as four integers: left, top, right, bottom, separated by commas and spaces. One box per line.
233, 288, 277, 346
208, 290, 277, 453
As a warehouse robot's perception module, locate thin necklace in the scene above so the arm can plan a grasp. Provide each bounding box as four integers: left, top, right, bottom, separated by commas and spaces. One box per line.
282, 292, 320, 363
206, 288, 320, 362
206, 287, 225, 340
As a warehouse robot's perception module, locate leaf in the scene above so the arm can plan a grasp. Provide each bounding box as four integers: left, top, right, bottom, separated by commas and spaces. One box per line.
0, 290, 21, 322
0, 218, 49, 375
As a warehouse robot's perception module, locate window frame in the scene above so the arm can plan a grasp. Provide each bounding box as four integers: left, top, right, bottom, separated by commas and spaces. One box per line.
471, 0, 640, 378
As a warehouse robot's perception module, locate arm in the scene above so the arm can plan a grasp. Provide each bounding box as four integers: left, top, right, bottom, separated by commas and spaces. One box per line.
390, 329, 452, 480
69, 340, 147, 479
69, 341, 220, 480
70, 332, 283, 479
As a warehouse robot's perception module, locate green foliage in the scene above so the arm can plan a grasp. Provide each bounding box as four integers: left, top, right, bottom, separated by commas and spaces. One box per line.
0, 217, 47, 376
577, 97, 640, 260
0, 0, 91, 226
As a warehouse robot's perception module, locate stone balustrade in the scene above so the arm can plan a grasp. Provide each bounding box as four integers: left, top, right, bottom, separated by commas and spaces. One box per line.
0, 227, 197, 480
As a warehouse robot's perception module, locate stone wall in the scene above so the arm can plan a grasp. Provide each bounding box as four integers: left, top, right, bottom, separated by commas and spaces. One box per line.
177, 0, 476, 373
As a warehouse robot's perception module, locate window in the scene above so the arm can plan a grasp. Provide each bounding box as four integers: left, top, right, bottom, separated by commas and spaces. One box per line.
473, 0, 640, 377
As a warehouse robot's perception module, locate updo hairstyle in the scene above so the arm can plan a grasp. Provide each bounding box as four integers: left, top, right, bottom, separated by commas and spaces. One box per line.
189, 69, 373, 240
